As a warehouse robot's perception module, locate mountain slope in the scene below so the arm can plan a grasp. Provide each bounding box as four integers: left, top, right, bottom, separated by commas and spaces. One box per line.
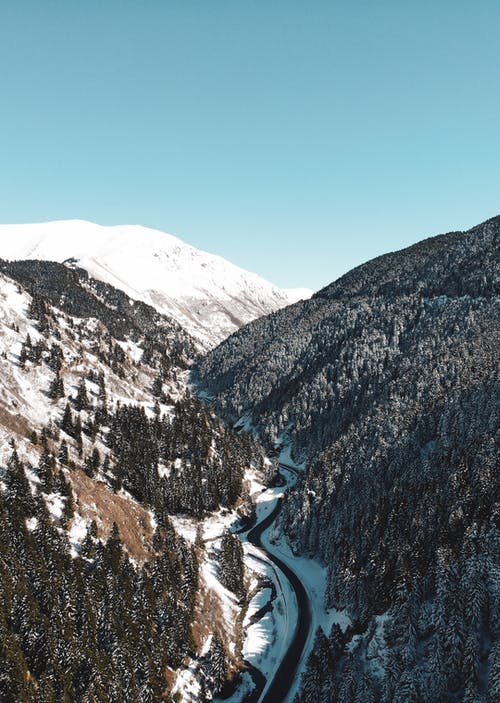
0, 219, 310, 349
193, 216, 499, 456
193, 216, 500, 703
0, 260, 269, 702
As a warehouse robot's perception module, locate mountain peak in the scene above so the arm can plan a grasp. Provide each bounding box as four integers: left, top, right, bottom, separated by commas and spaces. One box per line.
0, 219, 310, 348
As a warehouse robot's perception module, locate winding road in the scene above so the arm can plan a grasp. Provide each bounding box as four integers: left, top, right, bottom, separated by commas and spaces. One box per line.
241, 466, 313, 703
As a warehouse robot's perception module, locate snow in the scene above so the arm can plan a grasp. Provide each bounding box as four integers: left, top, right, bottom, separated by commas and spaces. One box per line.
234, 414, 255, 433
0, 266, 181, 439
278, 442, 307, 471
242, 476, 301, 699
0, 219, 306, 349
157, 463, 170, 479
116, 339, 143, 363
243, 542, 297, 682
44, 492, 64, 519
26, 516, 38, 532
148, 510, 157, 533
170, 511, 244, 703
171, 661, 203, 702
68, 512, 89, 556
0, 262, 316, 702
202, 510, 239, 542
264, 468, 351, 701
244, 586, 273, 623
207, 467, 297, 703
0, 267, 183, 569
170, 505, 241, 546
284, 287, 313, 303
25, 466, 41, 489
201, 556, 239, 614
169, 515, 198, 544
229, 463, 352, 703
0, 279, 28, 317
244, 467, 268, 498
215, 672, 255, 703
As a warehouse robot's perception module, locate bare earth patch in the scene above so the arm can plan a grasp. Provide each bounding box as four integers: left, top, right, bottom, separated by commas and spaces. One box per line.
69, 468, 155, 563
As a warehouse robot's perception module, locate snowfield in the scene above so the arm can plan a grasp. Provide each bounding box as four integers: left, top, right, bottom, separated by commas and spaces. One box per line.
0, 219, 311, 349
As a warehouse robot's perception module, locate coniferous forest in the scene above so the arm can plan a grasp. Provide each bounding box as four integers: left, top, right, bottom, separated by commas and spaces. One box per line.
0, 258, 260, 701
194, 216, 500, 703
2, 2, 500, 701
0, 216, 498, 702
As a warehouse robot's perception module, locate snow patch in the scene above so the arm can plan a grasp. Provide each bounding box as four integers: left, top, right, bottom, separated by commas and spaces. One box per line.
25, 516, 38, 532
44, 492, 64, 519
68, 512, 89, 556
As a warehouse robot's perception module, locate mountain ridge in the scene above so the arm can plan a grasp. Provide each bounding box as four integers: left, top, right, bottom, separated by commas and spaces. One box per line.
0, 219, 311, 349
192, 215, 500, 703
314, 214, 499, 302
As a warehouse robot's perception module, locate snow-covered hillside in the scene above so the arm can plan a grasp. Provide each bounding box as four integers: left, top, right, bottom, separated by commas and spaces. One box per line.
0, 263, 271, 700
0, 220, 311, 348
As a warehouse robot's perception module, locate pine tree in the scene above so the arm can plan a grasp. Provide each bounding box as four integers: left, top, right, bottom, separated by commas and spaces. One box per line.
74, 416, 83, 455
102, 454, 111, 475
18, 340, 27, 368
105, 522, 123, 572
393, 671, 419, 703
48, 343, 63, 373
58, 440, 69, 465
98, 373, 107, 405
48, 373, 65, 400
219, 530, 245, 600
488, 640, 500, 703
37, 446, 55, 491
74, 378, 89, 411
209, 633, 227, 696
151, 375, 164, 399
61, 403, 74, 436
463, 681, 481, 703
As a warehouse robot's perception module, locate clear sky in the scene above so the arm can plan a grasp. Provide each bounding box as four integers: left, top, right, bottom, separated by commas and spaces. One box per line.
0, 1, 498, 290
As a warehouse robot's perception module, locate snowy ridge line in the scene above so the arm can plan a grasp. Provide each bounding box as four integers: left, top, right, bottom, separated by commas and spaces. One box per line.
0, 219, 312, 349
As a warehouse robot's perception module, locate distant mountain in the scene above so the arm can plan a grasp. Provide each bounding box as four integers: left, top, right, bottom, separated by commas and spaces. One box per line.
0, 220, 311, 349
193, 216, 500, 703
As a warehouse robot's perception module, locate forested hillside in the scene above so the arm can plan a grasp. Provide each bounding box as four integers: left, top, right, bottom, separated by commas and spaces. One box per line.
193, 216, 500, 702
0, 261, 265, 702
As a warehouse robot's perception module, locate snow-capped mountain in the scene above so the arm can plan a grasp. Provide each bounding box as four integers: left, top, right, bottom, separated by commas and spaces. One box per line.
0, 220, 311, 349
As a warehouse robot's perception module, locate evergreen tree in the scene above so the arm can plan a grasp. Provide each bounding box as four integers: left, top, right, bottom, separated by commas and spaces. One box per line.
208, 633, 227, 696
219, 530, 245, 600
48, 373, 65, 400
74, 379, 89, 411
58, 440, 69, 465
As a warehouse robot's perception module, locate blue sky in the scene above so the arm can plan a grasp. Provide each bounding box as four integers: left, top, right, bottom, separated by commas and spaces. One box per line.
0, 1, 498, 290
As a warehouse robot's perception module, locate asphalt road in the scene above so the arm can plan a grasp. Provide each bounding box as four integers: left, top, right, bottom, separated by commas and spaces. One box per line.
246, 471, 312, 703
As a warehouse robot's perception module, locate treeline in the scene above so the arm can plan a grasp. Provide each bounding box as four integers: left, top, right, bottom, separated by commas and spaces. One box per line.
291, 379, 499, 703
0, 257, 198, 372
